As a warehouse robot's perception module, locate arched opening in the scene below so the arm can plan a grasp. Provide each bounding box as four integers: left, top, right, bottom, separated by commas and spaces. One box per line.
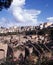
0, 49, 5, 60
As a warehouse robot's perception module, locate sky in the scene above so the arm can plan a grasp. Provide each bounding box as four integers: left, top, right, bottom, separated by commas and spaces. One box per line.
0, 0, 53, 27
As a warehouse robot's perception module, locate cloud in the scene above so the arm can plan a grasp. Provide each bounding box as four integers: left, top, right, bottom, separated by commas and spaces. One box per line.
47, 17, 53, 22
0, 17, 18, 27
12, 0, 25, 7
12, 8, 41, 23
0, 0, 41, 27
0, 17, 7, 27
10, 0, 41, 24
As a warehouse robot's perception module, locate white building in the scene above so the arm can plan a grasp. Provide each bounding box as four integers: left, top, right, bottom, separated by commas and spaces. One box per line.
44, 22, 52, 28
39, 24, 44, 29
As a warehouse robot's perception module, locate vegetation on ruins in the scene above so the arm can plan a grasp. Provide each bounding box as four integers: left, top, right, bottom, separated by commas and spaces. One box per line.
0, 25, 53, 65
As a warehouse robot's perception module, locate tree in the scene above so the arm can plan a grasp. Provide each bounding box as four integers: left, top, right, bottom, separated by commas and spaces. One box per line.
0, 0, 13, 11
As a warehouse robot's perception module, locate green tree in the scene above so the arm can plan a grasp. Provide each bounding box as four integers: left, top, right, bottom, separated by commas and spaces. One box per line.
0, 0, 13, 11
